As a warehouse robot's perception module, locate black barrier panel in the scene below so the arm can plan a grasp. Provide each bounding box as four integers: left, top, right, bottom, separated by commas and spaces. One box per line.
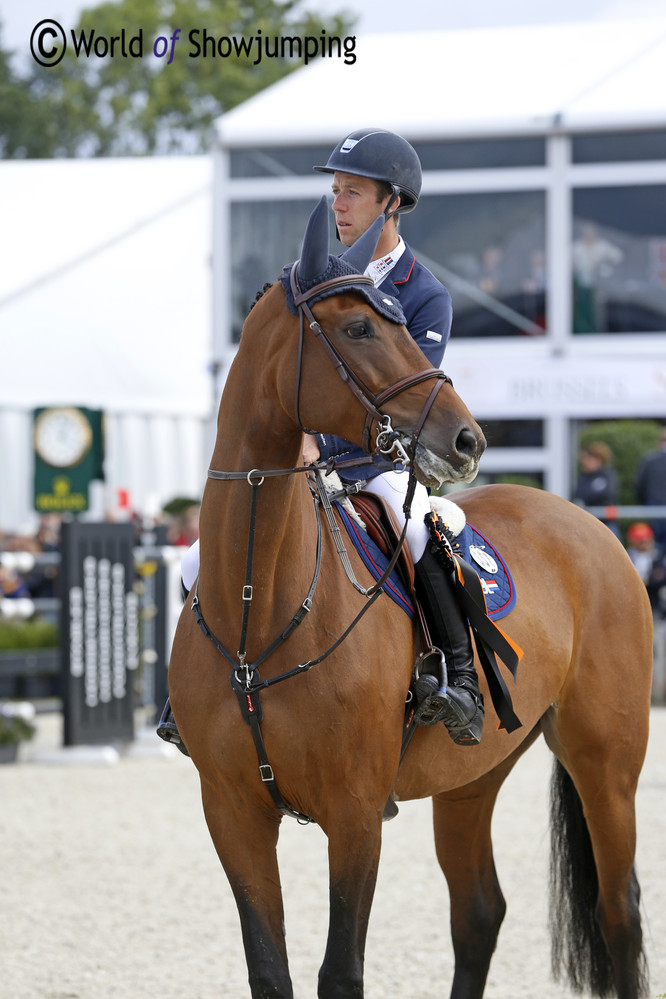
60, 522, 138, 746
152, 559, 169, 720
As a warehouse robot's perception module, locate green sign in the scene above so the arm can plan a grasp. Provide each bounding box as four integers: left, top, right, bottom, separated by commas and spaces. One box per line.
33, 407, 105, 513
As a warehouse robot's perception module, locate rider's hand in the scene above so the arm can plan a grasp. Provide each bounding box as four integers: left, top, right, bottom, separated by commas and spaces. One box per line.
302, 434, 321, 465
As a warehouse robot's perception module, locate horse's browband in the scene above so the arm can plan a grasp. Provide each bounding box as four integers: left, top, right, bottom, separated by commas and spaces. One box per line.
291, 271, 375, 308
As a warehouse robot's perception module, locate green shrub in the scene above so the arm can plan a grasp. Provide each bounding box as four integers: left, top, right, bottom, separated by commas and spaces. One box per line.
0, 619, 59, 651
161, 496, 201, 516
0, 702, 36, 745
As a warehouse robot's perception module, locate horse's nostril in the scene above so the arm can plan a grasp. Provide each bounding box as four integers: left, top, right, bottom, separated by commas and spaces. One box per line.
456, 427, 480, 457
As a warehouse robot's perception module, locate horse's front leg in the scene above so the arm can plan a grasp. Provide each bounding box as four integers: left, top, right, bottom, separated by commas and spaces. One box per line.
201, 777, 293, 999
317, 805, 384, 999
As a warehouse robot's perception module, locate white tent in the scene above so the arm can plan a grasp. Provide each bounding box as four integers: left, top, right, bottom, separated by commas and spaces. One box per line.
216, 19, 666, 146
0, 156, 212, 412
0, 156, 213, 530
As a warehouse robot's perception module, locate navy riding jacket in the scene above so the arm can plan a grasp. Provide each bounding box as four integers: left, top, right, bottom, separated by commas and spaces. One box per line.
315, 241, 452, 482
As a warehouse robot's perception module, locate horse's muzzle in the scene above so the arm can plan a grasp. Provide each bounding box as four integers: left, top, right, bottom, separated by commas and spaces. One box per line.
456, 426, 486, 461
412, 426, 486, 489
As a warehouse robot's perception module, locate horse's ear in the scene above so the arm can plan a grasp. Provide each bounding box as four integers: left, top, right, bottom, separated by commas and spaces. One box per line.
339, 214, 385, 274
298, 196, 331, 283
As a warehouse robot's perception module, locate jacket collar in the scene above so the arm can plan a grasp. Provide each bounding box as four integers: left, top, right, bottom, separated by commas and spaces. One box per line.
384, 240, 415, 287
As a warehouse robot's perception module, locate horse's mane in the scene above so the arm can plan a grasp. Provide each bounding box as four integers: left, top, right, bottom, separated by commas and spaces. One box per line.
248, 282, 274, 314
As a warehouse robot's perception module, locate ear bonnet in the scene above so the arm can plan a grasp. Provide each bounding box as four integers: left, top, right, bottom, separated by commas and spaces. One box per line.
280, 197, 406, 325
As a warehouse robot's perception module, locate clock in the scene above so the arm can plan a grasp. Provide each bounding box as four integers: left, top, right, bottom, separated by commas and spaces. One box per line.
34, 407, 93, 468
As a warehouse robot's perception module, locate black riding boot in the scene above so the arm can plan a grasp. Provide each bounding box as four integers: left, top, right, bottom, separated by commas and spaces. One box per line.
156, 696, 190, 757
413, 546, 484, 746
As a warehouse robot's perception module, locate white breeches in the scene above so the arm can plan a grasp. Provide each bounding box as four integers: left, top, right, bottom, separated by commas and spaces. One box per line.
363, 470, 430, 563
181, 539, 200, 592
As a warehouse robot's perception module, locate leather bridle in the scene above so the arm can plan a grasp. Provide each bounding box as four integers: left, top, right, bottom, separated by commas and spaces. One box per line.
289, 261, 452, 464
194, 263, 458, 822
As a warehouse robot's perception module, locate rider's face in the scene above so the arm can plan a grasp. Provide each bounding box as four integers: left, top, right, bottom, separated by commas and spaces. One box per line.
331, 172, 391, 249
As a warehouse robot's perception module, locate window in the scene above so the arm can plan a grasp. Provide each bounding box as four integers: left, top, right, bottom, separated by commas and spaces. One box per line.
401, 191, 547, 337
229, 136, 546, 178
414, 137, 545, 170
572, 130, 666, 164
479, 420, 544, 447
230, 199, 336, 342
230, 146, 337, 178
572, 186, 666, 334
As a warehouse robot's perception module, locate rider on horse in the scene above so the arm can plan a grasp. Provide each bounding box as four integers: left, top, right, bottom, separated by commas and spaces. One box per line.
306, 128, 484, 745
158, 127, 484, 751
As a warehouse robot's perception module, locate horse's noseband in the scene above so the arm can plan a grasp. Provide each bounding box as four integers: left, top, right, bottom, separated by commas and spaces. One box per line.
289, 261, 452, 463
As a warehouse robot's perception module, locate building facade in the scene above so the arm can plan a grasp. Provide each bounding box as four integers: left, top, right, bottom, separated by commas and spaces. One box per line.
211, 21, 666, 499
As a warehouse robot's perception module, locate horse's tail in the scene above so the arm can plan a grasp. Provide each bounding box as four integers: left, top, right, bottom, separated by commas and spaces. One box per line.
548, 757, 648, 998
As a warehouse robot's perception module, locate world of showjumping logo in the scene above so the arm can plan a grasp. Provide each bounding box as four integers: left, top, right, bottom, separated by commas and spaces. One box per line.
30, 19, 357, 68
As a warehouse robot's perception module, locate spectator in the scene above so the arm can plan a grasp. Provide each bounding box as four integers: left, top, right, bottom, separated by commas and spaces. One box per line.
477, 245, 504, 296
0, 560, 31, 599
1, 531, 58, 600
572, 441, 620, 536
521, 248, 547, 330
572, 221, 623, 332
626, 521, 666, 699
635, 426, 666, 548
626, 522, 664, 596
163, 499, 200, 547
36, 514, 61, 552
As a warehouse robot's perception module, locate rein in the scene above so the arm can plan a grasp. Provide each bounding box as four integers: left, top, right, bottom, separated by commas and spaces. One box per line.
194, 262, 453, 821
194, 463, 413, 684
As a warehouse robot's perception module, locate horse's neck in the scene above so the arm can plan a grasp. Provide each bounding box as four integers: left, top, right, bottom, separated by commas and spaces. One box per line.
199, 368, 315, 623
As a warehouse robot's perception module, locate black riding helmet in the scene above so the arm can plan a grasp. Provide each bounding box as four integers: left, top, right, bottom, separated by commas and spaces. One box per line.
314, 128, 422, 218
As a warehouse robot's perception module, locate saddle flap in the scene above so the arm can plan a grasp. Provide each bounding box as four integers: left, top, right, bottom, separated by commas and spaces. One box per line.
349, 491, 415, 593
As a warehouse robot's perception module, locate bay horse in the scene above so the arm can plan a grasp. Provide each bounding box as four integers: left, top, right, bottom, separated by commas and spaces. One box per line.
167, 198, 652, 999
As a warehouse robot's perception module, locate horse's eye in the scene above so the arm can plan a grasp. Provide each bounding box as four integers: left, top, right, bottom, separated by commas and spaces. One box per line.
346, 322, 370, 339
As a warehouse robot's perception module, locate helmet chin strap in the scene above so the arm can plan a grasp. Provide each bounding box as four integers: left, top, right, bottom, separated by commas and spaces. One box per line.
384, 185, 402, 222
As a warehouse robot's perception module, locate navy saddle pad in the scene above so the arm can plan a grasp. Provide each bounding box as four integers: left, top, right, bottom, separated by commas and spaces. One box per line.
335, 503, 516, 622
334, 502, 415, 618
453, 523, 516, 621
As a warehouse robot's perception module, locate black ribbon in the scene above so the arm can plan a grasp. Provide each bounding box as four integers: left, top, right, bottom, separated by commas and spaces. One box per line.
453, 556, 523, 733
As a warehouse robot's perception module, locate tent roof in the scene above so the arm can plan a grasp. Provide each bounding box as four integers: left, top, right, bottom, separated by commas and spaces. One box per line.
0, 156, 212, 414
215, 18, 666, 147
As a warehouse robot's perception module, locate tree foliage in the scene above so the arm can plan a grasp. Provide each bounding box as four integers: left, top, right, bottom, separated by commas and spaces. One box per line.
1, 0, 355, 157
0, 35, 53, 156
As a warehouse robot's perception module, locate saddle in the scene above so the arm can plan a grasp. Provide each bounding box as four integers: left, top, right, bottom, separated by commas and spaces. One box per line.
348, 492, 415, 594
342, 489, 523, 738
346, 493, 444, 664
